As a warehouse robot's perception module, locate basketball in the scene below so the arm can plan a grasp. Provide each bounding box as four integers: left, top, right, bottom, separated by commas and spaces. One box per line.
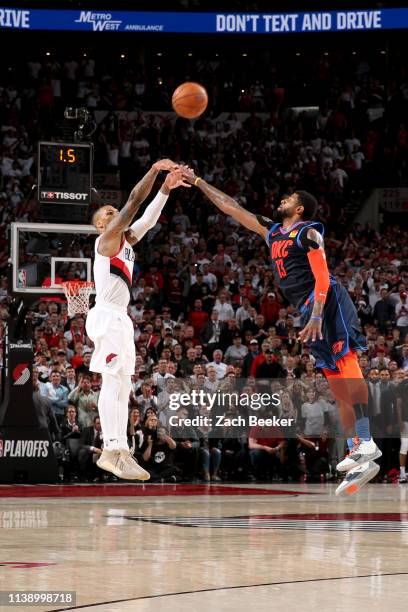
172, 81, 208, 119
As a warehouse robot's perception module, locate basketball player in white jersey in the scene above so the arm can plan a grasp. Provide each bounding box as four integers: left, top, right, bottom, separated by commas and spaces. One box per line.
87, 160, 189, 479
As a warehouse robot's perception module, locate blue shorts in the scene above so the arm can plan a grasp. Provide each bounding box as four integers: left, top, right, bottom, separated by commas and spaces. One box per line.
300, 283, 367, 372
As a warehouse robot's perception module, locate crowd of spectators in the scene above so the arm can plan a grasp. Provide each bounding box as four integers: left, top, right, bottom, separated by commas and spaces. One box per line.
1, 43, 408, 484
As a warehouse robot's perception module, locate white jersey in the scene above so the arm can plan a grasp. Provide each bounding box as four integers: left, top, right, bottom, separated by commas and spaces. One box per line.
93, 235, 135, 309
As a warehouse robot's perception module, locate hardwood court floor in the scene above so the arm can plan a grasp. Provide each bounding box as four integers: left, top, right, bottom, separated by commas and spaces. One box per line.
1, 483, 408, 612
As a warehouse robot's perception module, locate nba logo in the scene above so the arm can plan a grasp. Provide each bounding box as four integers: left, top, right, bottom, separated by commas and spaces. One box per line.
0, 439, 3, 458
18, 269, 26, 288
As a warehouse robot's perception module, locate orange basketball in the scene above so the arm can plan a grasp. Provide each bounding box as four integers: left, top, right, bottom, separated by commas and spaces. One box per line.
172, 81, 208, 119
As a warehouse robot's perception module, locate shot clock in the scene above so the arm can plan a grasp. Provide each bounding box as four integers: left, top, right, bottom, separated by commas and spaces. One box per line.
37, 142, 93, 206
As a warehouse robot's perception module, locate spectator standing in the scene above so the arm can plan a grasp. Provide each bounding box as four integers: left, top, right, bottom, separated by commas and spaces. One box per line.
373, 289, 395, 333
136, 383, 159, 417
208, 349, 228, 379
188, 299, 209, 338
213, 290, 234, 322
301, 388, 329, 437
68, 375, 99, 427
224, 333, 248, 365
44, 371, 69, 423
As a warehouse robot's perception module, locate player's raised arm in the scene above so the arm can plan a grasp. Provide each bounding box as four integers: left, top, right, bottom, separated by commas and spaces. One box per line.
181, 168, 271, 239
97, 159, 178, 254
298, 228, 330, 344
125, 170, 191, 246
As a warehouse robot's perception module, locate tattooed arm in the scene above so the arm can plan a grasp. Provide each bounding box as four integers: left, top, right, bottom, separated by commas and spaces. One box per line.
181, 169, 270, 239
99, 159, 178, 256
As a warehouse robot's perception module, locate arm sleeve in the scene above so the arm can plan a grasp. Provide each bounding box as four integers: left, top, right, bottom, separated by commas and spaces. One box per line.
307, 248, 330, 304
129, 190, 168, 241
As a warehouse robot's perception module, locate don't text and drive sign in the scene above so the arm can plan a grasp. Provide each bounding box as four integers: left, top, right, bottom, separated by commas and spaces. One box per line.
0, 7, 407, 34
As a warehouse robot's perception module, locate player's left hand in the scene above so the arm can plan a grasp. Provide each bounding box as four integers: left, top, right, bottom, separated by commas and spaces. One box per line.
180, 166, 197, 184
298, 318, 323, 343
164, 169, 192, 190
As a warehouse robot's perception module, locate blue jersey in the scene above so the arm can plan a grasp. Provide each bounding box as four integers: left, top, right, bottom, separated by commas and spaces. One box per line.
264, 219, 367, 371
265, 220, 327, 309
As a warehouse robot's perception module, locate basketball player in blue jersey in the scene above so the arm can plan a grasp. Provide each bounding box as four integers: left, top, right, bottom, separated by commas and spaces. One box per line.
182, 168, 381, 496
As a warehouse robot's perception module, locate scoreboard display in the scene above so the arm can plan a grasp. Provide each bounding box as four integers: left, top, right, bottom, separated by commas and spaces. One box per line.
37, 142, 93, 205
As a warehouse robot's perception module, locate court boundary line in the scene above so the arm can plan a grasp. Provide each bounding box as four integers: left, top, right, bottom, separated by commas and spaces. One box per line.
48, 572, 408, 611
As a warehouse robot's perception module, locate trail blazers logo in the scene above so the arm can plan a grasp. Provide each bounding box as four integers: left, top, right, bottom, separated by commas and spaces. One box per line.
106, 353, 118, 367
12, 363, 30, 386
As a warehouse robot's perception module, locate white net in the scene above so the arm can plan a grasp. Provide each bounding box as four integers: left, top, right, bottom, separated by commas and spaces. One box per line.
62, 281, 94, 317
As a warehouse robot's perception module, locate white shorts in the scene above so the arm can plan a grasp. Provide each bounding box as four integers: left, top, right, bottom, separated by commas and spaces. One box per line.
86, 304, 135, 376
400, 422, 408, 455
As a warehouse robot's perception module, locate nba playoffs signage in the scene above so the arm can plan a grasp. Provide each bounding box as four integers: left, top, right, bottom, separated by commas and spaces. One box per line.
0, 439, 49, 458
0, 7, 407, 34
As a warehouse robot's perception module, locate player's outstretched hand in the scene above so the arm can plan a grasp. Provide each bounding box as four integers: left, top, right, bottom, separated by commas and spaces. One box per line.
298, 318, 323, 344
164, 169, 191, 190
153, 159, 179, 172
180, 166, 197, 184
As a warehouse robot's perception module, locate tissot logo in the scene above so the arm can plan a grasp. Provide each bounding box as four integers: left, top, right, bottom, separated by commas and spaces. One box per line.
41, 191, 88, 201
0, 439, 49, 458
12, 363, 30, 386
75, 11, 122, 31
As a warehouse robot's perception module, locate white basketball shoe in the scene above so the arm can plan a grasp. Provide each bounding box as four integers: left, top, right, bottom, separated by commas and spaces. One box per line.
336, 438, 382, 472
97, 449, 150, 481
335, 461, 380, 497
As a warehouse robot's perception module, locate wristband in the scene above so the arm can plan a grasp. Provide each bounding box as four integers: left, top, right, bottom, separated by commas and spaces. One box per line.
194, 176, 201, 186
310, 316, 322, 321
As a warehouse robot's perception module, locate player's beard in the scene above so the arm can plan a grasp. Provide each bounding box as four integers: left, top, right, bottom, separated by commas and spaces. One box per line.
273, 207, 291, 221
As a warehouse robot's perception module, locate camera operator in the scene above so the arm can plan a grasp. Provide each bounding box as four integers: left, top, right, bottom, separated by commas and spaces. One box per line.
139, 413, 179, 482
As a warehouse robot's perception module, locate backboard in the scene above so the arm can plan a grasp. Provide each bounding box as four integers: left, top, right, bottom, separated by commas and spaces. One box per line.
10, 222, 98, 296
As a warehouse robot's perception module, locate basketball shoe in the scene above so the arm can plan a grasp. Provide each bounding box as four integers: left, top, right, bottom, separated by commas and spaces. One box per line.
97, 449, 150, 481
335, 461, 380, 497
336, 437, 382, 472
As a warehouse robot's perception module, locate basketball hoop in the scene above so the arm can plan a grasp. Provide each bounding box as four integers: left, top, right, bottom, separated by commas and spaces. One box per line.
61, 281, 94, 317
